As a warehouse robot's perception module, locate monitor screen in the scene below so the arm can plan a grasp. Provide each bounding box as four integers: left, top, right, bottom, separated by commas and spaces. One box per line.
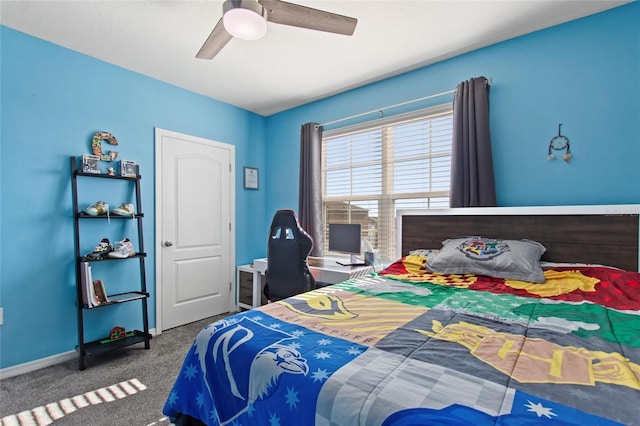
328, 223, 361, 255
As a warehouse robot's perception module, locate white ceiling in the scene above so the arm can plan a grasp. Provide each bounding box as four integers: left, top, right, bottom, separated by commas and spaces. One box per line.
0, 0, 629, 116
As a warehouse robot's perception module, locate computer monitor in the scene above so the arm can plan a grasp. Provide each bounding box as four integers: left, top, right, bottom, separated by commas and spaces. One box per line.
328, 223, 365, 266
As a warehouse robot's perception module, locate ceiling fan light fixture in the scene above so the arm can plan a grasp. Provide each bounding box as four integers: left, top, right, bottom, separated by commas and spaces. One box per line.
222, 0, 268, 41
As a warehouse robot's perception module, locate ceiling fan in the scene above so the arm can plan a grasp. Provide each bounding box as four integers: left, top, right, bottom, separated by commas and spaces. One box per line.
196, 0, 358, 59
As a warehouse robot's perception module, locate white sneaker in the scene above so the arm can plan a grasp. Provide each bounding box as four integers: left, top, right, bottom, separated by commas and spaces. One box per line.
84, 201, 109, 216
108, 238, 135, 258
111, 203, 135, 216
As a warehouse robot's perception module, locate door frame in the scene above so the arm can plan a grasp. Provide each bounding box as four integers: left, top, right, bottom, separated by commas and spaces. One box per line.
154, 128, 236, 335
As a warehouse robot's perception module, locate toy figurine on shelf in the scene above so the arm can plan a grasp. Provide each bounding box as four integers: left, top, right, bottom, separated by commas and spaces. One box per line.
81, 154, 101, 174
109, 326, 127, 340
107, 167, 115, 176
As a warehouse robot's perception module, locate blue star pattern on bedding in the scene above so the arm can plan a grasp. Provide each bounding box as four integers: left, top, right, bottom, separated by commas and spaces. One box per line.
381, 391, 624, 426
163, 313, 367, 425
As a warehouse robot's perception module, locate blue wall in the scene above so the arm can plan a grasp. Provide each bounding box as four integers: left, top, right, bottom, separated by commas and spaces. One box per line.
0, 27, 267, 369
264, 2, 639, 221
1, 2, 639, 370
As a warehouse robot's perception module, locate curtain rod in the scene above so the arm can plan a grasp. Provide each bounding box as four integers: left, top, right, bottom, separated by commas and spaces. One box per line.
318, 77, 492, 128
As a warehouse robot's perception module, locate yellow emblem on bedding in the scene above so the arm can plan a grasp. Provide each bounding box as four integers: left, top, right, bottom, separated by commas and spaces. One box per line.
505, 270, 600, 297
278, 293, 357, 320
261, 288, 428, 346
417, 320, 640, 390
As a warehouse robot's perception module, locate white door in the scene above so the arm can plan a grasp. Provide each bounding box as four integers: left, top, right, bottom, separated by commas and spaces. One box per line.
155, 128, 235, 332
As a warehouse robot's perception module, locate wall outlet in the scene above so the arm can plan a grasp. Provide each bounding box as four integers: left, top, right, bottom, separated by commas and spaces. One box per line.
0, 307, 3, 326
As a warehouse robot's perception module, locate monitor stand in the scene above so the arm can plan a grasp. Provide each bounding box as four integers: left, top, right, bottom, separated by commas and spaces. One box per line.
336, 254, 366, 267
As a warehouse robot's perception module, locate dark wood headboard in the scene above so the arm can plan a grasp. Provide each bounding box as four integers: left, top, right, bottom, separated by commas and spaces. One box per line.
398, 205, 640, 272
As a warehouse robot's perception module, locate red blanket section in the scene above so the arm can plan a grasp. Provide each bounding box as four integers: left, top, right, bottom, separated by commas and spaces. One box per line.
381, 257, 640, 311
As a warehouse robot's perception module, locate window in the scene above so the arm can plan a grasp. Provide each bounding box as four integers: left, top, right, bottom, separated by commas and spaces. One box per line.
322, 104, 453, 260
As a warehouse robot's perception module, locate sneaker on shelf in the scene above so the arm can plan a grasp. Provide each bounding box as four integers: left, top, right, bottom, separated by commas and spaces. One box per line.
108, 238, 135, 258
111, 203, 135, 217
84, 201, 109, 216
86, 238, 112, 260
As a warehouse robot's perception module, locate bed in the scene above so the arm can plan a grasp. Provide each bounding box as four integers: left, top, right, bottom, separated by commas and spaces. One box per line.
163, 205, 640, 426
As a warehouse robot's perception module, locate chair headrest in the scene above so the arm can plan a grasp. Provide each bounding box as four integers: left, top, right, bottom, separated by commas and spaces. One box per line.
271, 209, 301, 229
269, 209, 313, 252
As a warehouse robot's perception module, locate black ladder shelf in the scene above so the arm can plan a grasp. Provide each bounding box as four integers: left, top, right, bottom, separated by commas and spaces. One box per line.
70, 156, 151, 370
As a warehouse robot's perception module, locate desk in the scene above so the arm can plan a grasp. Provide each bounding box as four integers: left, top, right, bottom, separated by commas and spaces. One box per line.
239, 257, 374, 309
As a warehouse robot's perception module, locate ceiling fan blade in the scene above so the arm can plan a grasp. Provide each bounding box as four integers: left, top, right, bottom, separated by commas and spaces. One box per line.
259, 0, 357, 36
196, 18, 233, 59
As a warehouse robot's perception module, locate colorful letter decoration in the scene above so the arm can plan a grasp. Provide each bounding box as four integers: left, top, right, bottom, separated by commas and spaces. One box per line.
91, 131, 119, 161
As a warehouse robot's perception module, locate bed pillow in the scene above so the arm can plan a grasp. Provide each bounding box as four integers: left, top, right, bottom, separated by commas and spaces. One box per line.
426, 236, 546, 283
409, 248, 440, 258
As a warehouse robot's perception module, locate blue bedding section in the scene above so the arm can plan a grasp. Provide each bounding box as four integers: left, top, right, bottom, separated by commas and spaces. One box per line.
164, 312, 366, 425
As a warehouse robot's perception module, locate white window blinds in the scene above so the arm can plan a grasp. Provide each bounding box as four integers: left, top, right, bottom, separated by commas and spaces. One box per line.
322, 104, 453, 261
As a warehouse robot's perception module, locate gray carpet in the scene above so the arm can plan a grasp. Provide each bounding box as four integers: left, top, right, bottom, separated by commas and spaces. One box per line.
0, 314, 229, 425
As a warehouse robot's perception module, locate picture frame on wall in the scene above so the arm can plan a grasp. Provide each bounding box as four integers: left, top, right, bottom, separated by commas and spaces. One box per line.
244, 166, 259, 190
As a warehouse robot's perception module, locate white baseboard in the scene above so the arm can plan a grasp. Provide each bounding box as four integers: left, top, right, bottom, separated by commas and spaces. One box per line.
0, 328, 157, 380
0, 351, 76, 380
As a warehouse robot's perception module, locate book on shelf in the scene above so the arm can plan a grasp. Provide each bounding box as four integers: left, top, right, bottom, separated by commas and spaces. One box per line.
80, 263, 100, 308
80, 263, 89, 306
92, 279, 110, 304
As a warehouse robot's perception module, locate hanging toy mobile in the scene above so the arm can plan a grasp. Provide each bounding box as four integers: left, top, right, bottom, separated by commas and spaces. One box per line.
547, 123, 571, 163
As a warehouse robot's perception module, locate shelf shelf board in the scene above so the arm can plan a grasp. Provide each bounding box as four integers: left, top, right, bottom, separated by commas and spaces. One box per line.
80, 330, 152, 357
83, 291, 149, 309
80, 253, 147, 263
74, 169, 141, 181
76, 213, 144, 219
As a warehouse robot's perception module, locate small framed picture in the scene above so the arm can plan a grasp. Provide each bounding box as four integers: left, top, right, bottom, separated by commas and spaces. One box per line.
82, 154, 101, 174
119, 160, 137, 177
244, 166, 259, 190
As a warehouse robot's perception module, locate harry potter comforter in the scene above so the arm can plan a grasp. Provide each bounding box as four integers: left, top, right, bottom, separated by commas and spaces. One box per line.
163, 257, 640, 425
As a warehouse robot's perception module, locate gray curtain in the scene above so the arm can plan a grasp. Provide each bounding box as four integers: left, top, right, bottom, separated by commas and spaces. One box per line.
450, 76, 497, 207
299, 122, 324, 256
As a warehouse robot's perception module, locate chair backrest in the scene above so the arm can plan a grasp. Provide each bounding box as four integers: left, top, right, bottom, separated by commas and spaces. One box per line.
265, 209, 314, 301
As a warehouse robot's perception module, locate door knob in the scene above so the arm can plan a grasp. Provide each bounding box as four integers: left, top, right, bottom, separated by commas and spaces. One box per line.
163, 240, 174, 247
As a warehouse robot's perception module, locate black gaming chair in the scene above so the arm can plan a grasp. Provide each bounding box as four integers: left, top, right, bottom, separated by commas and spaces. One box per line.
264, 209, 315, 302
